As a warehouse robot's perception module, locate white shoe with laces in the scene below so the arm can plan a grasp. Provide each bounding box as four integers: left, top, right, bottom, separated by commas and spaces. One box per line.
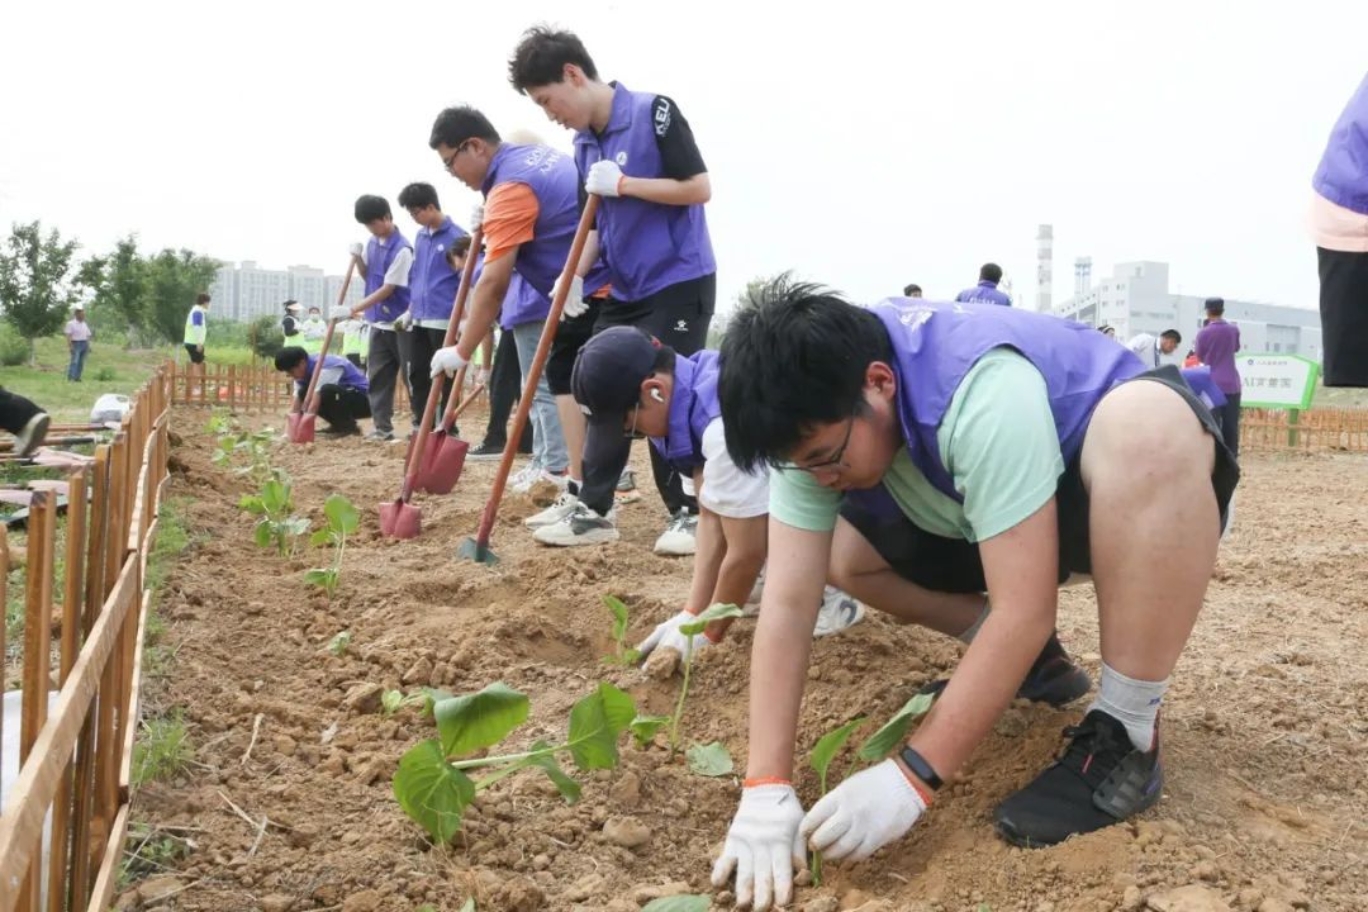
525, 490, 580, 529
653, 509, 698, 556
813, 586, 865, 638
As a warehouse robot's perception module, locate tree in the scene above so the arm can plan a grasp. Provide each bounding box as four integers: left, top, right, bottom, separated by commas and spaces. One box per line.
0, 221, 85, 364
79, 235, 150, 346
144, 249, 220, 344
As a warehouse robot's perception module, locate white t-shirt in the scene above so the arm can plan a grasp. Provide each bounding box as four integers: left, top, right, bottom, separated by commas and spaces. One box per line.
697, 418, 770, 520
65, 319, 93, 342
1127, 333, 1161, 368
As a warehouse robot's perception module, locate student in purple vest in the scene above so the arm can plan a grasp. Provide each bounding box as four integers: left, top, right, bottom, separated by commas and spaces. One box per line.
333, 195, 413, 442
1193, 297, 1242, 459
902, 283, 923, 298
707, 279, 1238, 909
426, 106, 574, 491
273, 346, 372, 438
396, 182, 469, 428
954, 262, 1012, 306
508, 27, 717, 555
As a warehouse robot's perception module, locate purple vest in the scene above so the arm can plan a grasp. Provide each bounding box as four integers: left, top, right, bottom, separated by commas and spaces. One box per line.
363, 230, 412, 323
499, 273, 551, 330
651, 350, 720, 473
302, 354, 369, 393
954, 281, 1012, 307
584, 258, 613, 297
574, 83, 716, 302
481, 143, 579, 297
1313, 72, 1368, 215
856, 299, 1143, 505
410, 217, 468, 322
1180, 366, 1227, 411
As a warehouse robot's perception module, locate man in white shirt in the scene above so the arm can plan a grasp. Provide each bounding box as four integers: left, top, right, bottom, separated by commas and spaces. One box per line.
1126, 329, 1182, 369
64, 307, 94, 382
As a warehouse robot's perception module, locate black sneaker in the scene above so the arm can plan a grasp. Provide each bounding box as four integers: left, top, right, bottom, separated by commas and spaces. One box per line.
321, 424, 361, 438
469, 440, 506, 461
919, 646, 1092, 709
993, 709, 1162, 847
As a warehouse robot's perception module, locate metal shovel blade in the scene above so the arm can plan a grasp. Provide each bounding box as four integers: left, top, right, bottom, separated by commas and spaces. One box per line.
456, 536, 498, 564
378, 497, 421, 539
416, 435, 468, 495
286, 412, 316, 444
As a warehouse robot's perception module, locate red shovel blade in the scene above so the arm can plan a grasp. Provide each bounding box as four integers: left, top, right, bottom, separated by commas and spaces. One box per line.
378, 497, 421, 539
286, 412, 316, 444
416, 433, 468, 495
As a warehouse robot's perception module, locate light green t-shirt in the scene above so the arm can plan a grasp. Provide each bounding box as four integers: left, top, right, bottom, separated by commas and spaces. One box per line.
770, 348, 1065, 543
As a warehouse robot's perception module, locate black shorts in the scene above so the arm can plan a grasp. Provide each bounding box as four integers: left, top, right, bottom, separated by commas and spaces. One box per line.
838, 365, 1241, 593
1317, 247, 1368, 387
547, 297, 602, 396
184, 344, 205, 364
593, 273, 716, 356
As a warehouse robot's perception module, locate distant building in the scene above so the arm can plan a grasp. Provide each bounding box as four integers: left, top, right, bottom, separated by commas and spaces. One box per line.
208, 260, 364, 322
1053, 260, 1323, 362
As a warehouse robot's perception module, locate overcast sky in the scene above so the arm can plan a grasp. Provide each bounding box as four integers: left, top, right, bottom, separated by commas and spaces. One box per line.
2, 1, 1365, 316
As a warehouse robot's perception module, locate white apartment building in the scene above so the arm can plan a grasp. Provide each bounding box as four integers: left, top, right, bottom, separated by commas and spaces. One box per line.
208, 260, 364, 322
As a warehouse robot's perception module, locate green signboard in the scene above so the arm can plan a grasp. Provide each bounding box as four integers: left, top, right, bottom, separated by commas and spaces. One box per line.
1236, 353, 1320, 410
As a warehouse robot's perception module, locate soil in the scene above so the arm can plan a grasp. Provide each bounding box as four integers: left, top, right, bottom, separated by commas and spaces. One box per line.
123, 408, 1368, 912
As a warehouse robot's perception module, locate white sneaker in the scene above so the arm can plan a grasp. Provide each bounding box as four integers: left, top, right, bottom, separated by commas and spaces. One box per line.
509, 462, 543, 493
813, 587, 864, 638
653, 509, 697, 556
525, 490, 580, 529
15, 412, 50, 457
533, 503, 620, 547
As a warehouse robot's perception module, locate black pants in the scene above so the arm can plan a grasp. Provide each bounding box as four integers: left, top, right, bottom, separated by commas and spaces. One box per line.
1215, 393, 1241, 460
581, 274, 716, 516
484, 329, 533, 451
312, 385, 371, 433
1317, 246, 1368, 387
345, 353, 363, 368
184, 344, 205, 364
406, 326, 453, 427
0, 387, 43, 435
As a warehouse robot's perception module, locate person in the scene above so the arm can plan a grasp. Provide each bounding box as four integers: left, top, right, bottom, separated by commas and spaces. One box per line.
274, 345, 371, 437
1126, 328, 1182, 368
397, 182, 471, 428
0, 388, 50, 456
1183, 349, 1200, 368
425, 106, 575, 493
299, 305, 327, 355
333, 195, 414, 442
280, 300, 302, 339
902, 284, 922, 298
340, 316, 366, 368
183, 292, 210, 376
64, 306, 93, 382
1194, 297, 1242, 459
472, 326, 534, 459
1309, 71, 1368, 387
1098, 324, 1116, 338
571, 326, 865, 655
954, 263, 1011, 306
708, 279, 1238, 910
508, 26, 717, 554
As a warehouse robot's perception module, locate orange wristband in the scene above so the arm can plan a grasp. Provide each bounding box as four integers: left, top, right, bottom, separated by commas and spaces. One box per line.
895, 760, 936, 807
743, 776, 791, 789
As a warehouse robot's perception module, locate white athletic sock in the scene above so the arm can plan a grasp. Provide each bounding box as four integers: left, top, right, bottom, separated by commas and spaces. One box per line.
956, 597, 991, 644
1088, 663, 1169, 751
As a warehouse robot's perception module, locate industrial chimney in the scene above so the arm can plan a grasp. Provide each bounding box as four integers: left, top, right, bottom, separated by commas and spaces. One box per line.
1074, 256, 1092, 299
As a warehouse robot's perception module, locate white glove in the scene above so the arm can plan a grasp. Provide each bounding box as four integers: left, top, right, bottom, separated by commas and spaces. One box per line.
585, 160, 624, 197
800, 758, 928, 864
349, 242, 363, 258
330, 305, 354, 322
711, 784, 806, 912
555, 273, 587, 319
395, 311, 414, 330
636, 610, 713, 661
470, 204, 484, 231
429, 346, 468, 379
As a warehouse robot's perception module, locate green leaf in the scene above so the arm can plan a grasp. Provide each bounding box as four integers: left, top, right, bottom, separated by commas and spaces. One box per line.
262, 477, 289, 514
678, 602, 745, 637
810, 717, 867, 792
304, 568, 337, 590
524, 739, 582, 803
435, 682, 530, 758
283, 516, 311, 537
457, 900, 476, 912
641, 897, 710, 912
566, 681, 636, 771
324, 493, 360, 535
382, 690, 404, 715
856, 693, 934, 761
327, 630, 351, 656
392, 739, 474, 844
629, 713, 670, 748
603, 594, 629, 643
421, 688, 454, 718
252, 519, 273, 549
239, 494, 265, 514
686, 741, 734, 777
310, 527, 334, 548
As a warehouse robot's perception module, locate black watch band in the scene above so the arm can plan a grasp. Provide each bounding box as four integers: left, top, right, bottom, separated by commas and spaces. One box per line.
899, 746, 943, 791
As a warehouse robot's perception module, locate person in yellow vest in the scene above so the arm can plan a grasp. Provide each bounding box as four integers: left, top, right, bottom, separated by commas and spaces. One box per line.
183, 292, 210, 386
300, 305, 327, 355
340, 317, 366, 368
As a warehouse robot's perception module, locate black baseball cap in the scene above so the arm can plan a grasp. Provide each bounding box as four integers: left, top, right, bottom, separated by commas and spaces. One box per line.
571, 326, 665, 468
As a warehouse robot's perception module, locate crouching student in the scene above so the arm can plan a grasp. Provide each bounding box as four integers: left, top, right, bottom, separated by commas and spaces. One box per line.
274, 346, 371, 438
568, 327, 864, 665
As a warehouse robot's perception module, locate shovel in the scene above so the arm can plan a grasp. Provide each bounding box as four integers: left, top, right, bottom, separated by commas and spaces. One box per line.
287, 262, 355, 443
415, 382, 487, 495
378, 226, 484, 538
458, 196, 600, 564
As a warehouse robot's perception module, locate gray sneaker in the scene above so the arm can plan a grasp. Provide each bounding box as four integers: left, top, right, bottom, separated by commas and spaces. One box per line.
365, 429, 395, 443
653, 509, 697, 556
532, 502, 619, 547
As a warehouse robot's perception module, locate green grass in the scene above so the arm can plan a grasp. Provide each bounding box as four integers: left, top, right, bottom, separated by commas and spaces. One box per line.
130, 712, 193, 786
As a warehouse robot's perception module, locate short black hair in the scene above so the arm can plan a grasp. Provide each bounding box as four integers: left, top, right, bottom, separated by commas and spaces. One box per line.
508, 26, 599, 92
450, 235, 472, 258
903, 283, 922, 296
354, 195, 392, 224
1161, 329, 1182, 344
282, 299, 297, 309
397, 182, 440, 211
719, 273, 893, 472
429, 106, 500, 151
195, 292, 211, 305
1204, 297, 1225, 315
274, 346, 307, 372
979, 263, 1003, 283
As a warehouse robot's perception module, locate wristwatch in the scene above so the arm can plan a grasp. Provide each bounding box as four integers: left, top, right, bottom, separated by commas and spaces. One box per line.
899, 746, 943, 791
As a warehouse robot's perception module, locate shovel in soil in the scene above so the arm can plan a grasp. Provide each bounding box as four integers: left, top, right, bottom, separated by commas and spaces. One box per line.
415, 382, 487, 495
287, 261, 355, 443
457, 197, 600, 564
378, 227, 484, 539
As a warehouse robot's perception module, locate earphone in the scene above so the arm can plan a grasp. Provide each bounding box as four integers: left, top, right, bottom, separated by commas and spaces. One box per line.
650, 389, 665, 403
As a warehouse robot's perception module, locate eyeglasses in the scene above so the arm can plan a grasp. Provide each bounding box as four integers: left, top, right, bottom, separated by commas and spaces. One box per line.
441, 142, 471, 172
777, 414, 856, 474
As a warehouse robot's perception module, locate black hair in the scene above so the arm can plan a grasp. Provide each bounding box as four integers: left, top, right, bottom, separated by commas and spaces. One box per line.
274, 346, 307, 372
979, 263, 1003, 283
282, 299, 297, 309
1204, 297, 1225, 315
1161, 329, 1182, 344
719, 273, 893, 472
508, 26, 599, 92
450, 236, 473, 258
195, 292, 211, 305
651, 345, 676, 375
902, 283, 922, 296
429, 106, 501, 151
397, 182, 440, 211
354, 195, 392, 224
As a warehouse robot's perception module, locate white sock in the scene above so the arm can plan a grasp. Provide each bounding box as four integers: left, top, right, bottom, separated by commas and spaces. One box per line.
956, 597, 991, 644
1089, 663, 1169, 751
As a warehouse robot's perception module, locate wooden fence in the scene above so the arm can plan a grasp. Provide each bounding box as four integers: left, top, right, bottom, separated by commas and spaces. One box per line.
1240, 407, 1368, 454
0, 367, 171, 912
168, 361, 409, 416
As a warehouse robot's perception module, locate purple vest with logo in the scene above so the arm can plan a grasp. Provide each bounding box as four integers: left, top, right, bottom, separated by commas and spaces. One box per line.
853, 299, 1143, 507
574, 83, 716, 302
411, 217, 468, 322
1180, 366, 1227, 411
499, 273, 551, 330
1313, 72, 1368, 215
481, 143, 579, 297
954, 281, 1012, 307
302, 354, 369, 394
364, 231, 412, 323
651, 349, 721, 473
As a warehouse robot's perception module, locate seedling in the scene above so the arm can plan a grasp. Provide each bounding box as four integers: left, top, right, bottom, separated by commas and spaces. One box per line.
669, 602, 745, 754
239, 472, 309, 557
856, 692, 934, 761
382, 689, 426, 716
686, 741, 734, 777
305, 493, 359, 599
629, 713, 670, 749
213, 426, 278, 483
392, 681, 636, 844
807, 716, 868, 884
327, 630, 352, 657
602, 594, 640, 666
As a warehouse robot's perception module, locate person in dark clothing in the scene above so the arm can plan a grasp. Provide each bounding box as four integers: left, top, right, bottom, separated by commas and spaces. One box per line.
274, 346, 372, 437
0, 389, 50, 456
472, 328, 534, 458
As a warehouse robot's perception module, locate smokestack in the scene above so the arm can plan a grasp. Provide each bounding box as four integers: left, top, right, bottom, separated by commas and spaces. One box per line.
1074, 256, 1092, 299
1036, 225, 1053, 313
